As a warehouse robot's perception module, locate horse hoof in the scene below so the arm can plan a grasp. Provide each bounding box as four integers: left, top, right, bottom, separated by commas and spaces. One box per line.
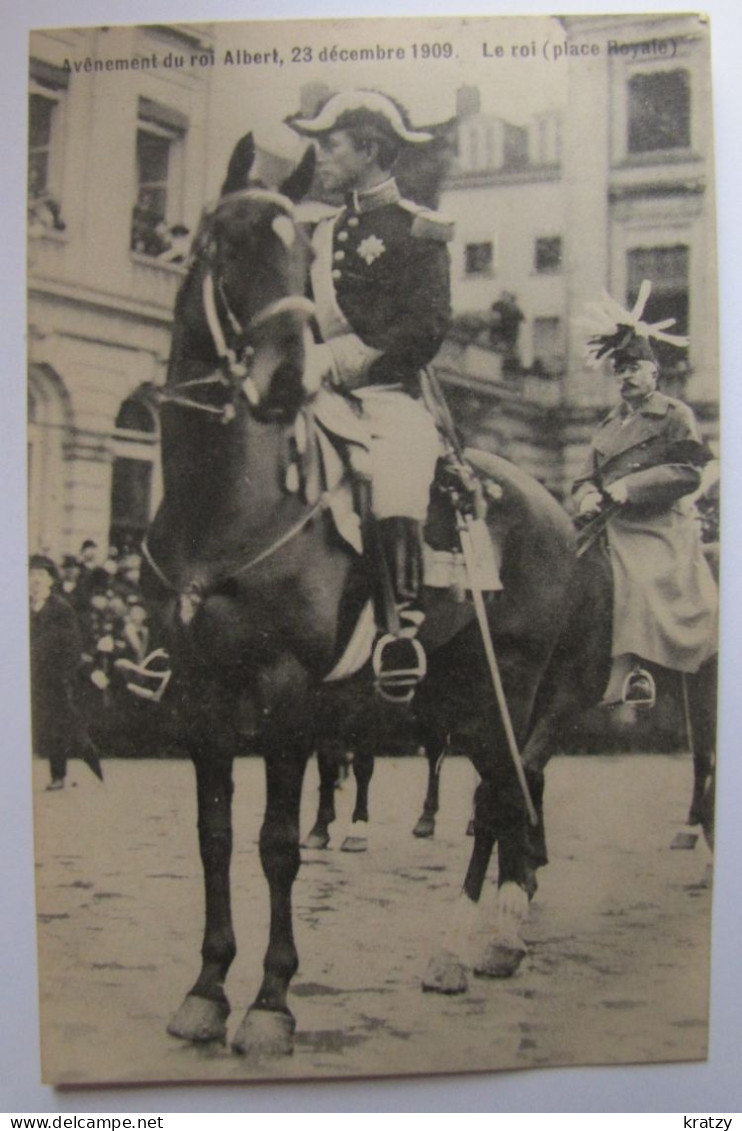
412, 814, 435, 838
422, 950, 468, 994
301, 829, 330, 850
670, 829, 698, 850
167, 994, 229, 1043
473, 940, 526, 979
232, 1008, 295, 1057
465, 819, 475, 837
340, 835, 368, 853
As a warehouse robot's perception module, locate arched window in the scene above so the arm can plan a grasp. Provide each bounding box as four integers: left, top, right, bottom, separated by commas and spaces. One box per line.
110, 392, 161, 553
115, 396, 157, 433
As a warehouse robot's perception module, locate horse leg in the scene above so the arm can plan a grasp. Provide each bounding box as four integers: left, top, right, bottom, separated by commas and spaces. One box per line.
685, 660, 717, 852
467, 766, 548, 978
463, 662, 549, 981
340, 737, 374, 853
412, 724, 447, 838
232, 655, 313, 1057
421, 732, 502, 994
302, 736, 343, 850
168, 686, 238, 1043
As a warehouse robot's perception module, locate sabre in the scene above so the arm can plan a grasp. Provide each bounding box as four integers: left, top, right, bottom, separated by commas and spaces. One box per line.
456, 511, 539, 827
421, 370, 538, 827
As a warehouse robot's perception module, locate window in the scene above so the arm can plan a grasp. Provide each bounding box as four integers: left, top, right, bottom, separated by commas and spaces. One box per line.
502, 123, 528, 169
29, 93, 56, 198
115, 397, 157, 433
110, 393, 160, 552
628, 69, 691, 153
535, 237, 562, 274
465, 242, 494, 277
28, 59, 68, 230
110, 458, 154, 552
532, 317, 564, 376
627, 245, 689, 371
131, 98, 187, 257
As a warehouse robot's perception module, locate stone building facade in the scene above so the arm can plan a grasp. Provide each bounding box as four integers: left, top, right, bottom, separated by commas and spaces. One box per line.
437, 13, 718, 499
27, 15, 719, 554
28, 23, 214, 558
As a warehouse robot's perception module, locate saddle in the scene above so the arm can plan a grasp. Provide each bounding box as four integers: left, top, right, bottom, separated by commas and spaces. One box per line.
285, 388, 503, 586
281, 393, 504, 691
127, 398, 505, 706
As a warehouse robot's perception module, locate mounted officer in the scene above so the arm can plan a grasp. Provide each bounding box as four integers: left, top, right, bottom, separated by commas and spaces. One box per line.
287, 90, 453, 695
573, 282, 718, 707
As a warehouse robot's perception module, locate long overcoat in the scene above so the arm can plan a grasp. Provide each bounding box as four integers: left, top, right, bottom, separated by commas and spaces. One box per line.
572, 391, 718, 672
29, 592, 84, 760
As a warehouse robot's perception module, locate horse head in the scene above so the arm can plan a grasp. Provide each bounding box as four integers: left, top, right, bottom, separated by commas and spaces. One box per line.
166, 136, 316, 427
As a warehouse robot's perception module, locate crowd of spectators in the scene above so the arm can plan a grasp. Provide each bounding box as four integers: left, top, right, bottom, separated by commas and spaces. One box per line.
57, 540, 151, 691
31, 539, 171, 767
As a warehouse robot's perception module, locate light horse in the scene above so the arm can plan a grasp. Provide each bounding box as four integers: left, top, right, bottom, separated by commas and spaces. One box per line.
142, 135, 579, 1056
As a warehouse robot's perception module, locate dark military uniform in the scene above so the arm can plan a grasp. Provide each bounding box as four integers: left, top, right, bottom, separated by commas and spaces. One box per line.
573, 391, 717, 672
310, 177, 451, 392
309, 177, 451, 520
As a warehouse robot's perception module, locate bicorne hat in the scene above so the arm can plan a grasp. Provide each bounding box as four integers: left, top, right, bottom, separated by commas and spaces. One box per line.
287, 90, 434, 145
576, 279, 689, 370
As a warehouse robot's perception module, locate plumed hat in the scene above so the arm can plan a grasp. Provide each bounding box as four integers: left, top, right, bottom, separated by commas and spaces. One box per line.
287, 90, 434, 145
575, 280, 689, 370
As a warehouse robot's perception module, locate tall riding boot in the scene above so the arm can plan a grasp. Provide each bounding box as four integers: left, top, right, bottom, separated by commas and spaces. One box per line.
371, 517, 427, 703
378, 517, 425, 631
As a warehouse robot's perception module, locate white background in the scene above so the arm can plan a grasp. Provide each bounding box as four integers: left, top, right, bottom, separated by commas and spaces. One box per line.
3, 0, 741, 1114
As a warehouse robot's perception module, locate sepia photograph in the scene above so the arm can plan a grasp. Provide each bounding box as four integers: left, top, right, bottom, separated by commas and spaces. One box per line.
9, 0, 739, 1107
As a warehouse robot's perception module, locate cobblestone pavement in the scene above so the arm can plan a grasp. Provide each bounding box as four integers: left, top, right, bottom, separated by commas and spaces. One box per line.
31, 752, 712, 1086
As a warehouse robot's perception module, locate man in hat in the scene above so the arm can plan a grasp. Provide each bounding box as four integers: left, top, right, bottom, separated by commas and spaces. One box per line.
288, 90, 453, 692
490, 290, 525, 374
29, 554, 102, 789
572, 283, 718, 706
59, 553, 81, 606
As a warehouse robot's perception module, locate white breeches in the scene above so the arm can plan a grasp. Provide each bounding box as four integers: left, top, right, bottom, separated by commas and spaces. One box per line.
353, 386, 442, 520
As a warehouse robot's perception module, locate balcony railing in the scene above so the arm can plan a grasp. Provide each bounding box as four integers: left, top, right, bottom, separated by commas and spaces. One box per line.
129, 253, 184, 312
27, 229, 69, 280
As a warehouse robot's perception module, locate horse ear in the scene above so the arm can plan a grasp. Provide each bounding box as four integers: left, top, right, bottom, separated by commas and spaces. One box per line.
279, 144, 317, 203
220, 133, 256, 196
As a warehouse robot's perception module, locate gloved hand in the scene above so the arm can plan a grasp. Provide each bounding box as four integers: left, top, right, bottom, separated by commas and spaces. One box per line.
604, 479, 629, 505
578, 489, 603, 517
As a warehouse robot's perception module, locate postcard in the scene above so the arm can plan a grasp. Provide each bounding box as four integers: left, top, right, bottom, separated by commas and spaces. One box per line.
27, 13, 719, 1085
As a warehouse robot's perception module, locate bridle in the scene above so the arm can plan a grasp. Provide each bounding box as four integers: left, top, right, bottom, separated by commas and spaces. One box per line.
155, 188, 315, 425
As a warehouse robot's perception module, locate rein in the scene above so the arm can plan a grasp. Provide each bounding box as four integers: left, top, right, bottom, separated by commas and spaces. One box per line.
155, 186, 315, 423
141, 490, 333, 596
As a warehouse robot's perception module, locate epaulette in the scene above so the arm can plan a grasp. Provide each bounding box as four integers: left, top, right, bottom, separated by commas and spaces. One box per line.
399, 198, 454, 243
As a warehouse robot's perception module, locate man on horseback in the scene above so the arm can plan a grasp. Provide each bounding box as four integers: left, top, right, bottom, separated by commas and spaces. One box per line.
573, 283, 718, 707
287, 90, 453, 696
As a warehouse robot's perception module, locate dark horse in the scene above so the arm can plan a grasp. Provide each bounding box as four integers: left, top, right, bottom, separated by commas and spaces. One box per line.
142, 136, 580, 1056
406, 523, 717, 853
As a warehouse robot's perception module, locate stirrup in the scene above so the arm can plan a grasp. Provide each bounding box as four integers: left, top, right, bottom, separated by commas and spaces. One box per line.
622, 667, 656, 710
372, 634, 427, 704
